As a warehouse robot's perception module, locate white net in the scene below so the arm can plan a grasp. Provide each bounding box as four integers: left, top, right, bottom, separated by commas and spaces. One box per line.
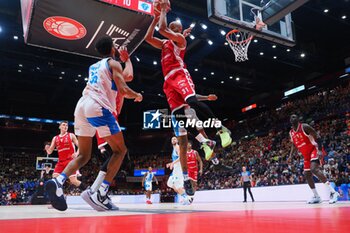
226, 30, 253, 62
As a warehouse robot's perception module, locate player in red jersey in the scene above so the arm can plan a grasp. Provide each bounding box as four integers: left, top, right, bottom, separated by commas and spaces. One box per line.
145, 1, 231, 195
186, 141, 203, 191
45, 121, 84, 189
289, 114, 339, 204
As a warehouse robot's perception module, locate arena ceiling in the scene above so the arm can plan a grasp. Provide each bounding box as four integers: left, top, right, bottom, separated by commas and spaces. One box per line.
0, 0, 349, 127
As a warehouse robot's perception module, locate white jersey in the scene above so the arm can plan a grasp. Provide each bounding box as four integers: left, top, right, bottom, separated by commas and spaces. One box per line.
145, 172, 154, 183
82, 58, 117, 113
171, 146, 182, 176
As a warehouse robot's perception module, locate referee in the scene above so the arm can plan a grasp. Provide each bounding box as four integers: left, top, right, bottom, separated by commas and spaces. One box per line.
241, 166, 255, 203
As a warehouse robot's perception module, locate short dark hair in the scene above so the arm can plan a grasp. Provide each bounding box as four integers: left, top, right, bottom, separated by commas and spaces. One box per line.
59, 121, 68, 125
95, 36, 113, 56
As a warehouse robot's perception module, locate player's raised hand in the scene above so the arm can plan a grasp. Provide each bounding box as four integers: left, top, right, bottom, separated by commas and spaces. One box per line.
134, 93, 143, 102
160, 0, 170, 10
208, 94, 218, 101
118, 46, 129, 63
183, 27, 192, 38
166, 162, 174, 170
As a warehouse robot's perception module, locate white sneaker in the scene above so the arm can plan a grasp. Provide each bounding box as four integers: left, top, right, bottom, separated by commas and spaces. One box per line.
90, 190, 119, 211
329, 192, 339, 204
307, 196, 322, 204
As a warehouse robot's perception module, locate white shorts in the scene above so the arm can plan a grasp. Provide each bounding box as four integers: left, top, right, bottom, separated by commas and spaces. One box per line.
167, 173, 184, 190
144, 182, 152, 191
74, 96, 121, 138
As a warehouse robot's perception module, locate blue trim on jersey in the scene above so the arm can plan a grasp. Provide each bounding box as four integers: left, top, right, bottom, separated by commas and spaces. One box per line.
87, 108, 121, 135
172, 148, 179, 162
105, 58, 117, 91
171, 114, 180, 137
105, 58, 113, 74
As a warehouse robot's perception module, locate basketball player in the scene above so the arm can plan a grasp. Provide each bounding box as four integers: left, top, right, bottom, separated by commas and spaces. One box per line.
145, 6, 230, 196
45, 121, 85, 189
142, 167, 159, 204
186, 141, 203, 192
167, 137, 192, 205
84, 47, 133, 199
289, 114, 339, 204
45, 37, 142, 211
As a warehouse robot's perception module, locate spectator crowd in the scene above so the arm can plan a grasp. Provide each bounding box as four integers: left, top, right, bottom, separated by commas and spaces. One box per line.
1, 82, 349, 205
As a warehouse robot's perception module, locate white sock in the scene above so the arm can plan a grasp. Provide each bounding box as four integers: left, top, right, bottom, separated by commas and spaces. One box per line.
98, 180, 110, 196
56, 173, 67, 185
324, 181, 335, 193
312, 188, 320, 197
91, 171, 106, 193
195, 133, 208, 143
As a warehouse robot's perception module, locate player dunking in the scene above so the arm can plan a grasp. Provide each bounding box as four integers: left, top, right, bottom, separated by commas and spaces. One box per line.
45, 37, 142, 211
145, 1, 231, 195
45, 121, 85, 190
167, 137, 192, 205
289, 114, 339, 204
142, 167, 159, 204
186, 141, 203, 191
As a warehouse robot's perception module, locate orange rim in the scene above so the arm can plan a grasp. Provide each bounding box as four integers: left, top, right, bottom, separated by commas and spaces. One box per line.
226, 29, 253, 45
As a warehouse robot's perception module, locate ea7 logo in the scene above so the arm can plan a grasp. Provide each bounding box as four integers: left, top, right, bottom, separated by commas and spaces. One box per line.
143, 110, 162, 129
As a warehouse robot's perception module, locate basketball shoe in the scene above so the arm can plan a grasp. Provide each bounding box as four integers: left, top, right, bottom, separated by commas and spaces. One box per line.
45, 178, 67, 211
307, 195, 321, 204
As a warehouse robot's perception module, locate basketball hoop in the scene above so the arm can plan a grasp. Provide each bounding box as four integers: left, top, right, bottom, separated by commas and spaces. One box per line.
226, 7, 266, 62
226, 29, 253, 62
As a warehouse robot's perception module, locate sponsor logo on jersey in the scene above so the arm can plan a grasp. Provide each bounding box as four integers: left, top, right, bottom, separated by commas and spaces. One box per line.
138, 1, 151, 13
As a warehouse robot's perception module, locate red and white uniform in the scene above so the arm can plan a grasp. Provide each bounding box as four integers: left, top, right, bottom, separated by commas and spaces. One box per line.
96, 94, 123, 148
53, 133, 78, 176
161, 40, 195, 112
187, 149, 198, 182
289, 123, 318, 171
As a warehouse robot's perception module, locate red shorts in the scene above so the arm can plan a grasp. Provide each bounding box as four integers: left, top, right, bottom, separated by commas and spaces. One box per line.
188, 170, 198, 182
302, 147, 319, 171
163, 69, 195, 112
53, 159, 79, 177
96, 112, 118, 148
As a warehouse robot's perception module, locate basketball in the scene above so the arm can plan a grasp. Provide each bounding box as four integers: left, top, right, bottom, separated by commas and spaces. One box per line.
153, 0, 171, 16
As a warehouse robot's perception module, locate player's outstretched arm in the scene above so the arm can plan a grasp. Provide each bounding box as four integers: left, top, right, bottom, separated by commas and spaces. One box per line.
196, 94, 218, 101
71, 133, 79, 158
118, 46, 133, 82
145, 17, 164, 49
158, 3, 186, 47
45, 137, 56, 155
109, 59, 142, 102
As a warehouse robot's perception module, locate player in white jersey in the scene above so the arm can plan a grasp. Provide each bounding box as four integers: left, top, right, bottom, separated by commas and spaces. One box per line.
45, 36, 142, 211
167, 137, 192, 205
142, 167, 158, 204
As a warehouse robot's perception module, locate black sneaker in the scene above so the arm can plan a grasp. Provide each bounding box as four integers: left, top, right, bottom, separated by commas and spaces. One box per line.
184, 179, 195, 196
45, 178, 67, 211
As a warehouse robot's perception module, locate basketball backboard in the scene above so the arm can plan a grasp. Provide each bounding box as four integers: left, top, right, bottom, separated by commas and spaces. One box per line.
207, 0, 307, 47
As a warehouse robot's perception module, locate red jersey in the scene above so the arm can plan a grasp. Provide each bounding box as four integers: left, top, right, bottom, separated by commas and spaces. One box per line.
187, 149, 198, 171
55, 133, 75, 162
289, 123, 317, 157
161, 40, 187, 80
